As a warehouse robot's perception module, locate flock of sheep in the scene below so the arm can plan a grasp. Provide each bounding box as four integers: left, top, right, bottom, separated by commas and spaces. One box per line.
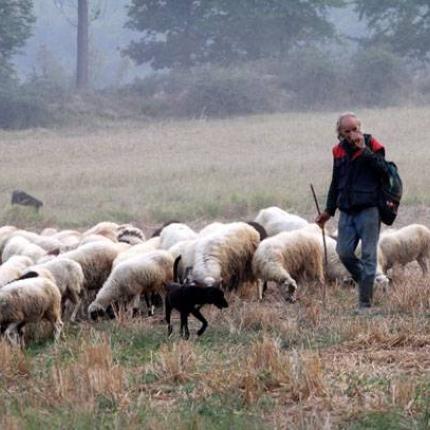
0, 206, 429, 347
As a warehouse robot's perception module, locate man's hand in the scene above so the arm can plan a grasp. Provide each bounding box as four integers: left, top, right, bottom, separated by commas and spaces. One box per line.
350, 130, 365, 149
315, 211, 331, 228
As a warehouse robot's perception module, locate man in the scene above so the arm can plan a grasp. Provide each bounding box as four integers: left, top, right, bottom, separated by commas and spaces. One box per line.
316, 112, 388, 311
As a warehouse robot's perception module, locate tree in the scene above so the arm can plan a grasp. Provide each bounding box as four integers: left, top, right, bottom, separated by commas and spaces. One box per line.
54, 0, 106, 89
354, 1, 430, 60
0, 0, 35, 80
124, 0, 343, 70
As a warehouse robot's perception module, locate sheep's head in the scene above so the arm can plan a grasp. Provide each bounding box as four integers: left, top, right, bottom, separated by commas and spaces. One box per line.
281, 278, 298, 303
88, 302, 115, 321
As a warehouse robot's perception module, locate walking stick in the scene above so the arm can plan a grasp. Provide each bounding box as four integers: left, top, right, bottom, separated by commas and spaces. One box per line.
310, 184, 328, 307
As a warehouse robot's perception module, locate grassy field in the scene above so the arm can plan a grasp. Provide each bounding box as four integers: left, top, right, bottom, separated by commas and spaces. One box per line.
1, 106, 430, 429
0, 105, 429, 229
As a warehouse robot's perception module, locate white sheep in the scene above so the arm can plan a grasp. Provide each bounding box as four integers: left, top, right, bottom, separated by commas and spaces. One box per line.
0, 255, 33, 287
168, 239, 197, 281
22, 258, 85, 321
254, 206, 308, 236
0, 274, 63, 347
53, 229, 82, 251
302, 224, 389, 287
159, 223, 198, 250
61, 241, 122, 292
88, 250, 174, 319
9, 230, 62, 253
112, 236, 161, 267
252, 229, 324, 302
79, 234, 115, 246
40, 227, 58, 236
198, 222, 226, 237
2, 236, 47, 263
0, 226, 18, 259
378, 224, 430, 276
191, 222, 260, 290
82, 221, 120, 242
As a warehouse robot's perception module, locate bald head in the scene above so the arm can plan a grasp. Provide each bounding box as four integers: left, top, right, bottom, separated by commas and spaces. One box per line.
336, 112, 361, 140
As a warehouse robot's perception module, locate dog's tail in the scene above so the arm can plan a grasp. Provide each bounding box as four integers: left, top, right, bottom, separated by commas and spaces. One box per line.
173, 255, 182, 283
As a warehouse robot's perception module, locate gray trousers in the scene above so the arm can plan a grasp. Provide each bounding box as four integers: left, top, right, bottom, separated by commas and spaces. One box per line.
336, 207, 380, 307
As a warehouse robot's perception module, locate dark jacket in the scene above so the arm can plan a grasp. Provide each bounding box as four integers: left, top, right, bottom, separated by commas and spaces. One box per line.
325, 134, 389, 216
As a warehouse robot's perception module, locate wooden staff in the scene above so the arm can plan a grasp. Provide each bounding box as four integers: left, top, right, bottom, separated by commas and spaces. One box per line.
310, 184, 328, 307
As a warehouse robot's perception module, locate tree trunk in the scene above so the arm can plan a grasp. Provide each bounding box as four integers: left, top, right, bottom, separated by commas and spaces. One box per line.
76, 0, 89, 90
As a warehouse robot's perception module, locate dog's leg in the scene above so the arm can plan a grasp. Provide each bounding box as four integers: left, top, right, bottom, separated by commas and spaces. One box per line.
180, 312, 190, 340
191, 309, 208, 337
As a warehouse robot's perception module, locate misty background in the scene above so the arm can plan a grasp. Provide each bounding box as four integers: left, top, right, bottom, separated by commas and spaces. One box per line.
2, 0, 430, 129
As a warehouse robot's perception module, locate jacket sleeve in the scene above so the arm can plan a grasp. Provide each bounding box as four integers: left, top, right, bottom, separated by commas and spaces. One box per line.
359, 137, 389, 179
325, 157, 338, 216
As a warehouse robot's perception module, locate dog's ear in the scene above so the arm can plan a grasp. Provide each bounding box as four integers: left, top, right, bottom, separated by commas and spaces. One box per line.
173, 255, 182, 283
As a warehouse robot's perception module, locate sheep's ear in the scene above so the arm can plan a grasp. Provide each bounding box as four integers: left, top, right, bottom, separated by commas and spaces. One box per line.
14, 271, 39, 282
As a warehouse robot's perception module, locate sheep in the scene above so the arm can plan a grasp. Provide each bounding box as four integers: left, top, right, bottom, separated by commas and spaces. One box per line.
252, 229, 324, 302
254, 206, 308, 236
117, 225, 146, 245
191, 222, 260, 291
159, 223, 198, 250
88, 250, 174, 320
40, 227, 58, 236
0, 226, 18, 259
79, 234, 115, 246
82, 221, 119, 242
22, 258, 85, 321
378, 224, 430, 276
61, 241, 122, 292
198, 222, 225, 237
168, 239, 197, 282
151, 220, 181, 238
0, 274, 63, 348
0, 255, 33, 287
2, 236, 47, 263
112, 237, 161, 267
300, 224, 389, 288
8, 230, 62, 253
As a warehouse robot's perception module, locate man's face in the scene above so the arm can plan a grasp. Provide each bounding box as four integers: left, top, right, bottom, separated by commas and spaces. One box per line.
339, 116, 361, 143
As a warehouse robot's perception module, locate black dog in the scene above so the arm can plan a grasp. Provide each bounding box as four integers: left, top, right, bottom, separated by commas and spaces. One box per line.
165, 255, 228, 339
165, 284, 228, 339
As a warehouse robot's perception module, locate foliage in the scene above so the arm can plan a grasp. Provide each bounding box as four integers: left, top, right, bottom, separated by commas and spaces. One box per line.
348, 46, 408, 107
0, 0, 35, 74
354, 0, 430, 61
125, 0, 344, 70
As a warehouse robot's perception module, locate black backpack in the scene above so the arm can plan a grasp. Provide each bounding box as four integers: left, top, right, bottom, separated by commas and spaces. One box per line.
378, 160, 402, 225
364, 135, 402, 225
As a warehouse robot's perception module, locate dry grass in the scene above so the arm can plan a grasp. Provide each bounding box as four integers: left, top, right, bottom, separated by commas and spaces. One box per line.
1, 107, 430, 428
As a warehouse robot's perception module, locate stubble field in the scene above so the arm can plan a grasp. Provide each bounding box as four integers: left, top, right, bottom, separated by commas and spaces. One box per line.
0, 106, 430, 429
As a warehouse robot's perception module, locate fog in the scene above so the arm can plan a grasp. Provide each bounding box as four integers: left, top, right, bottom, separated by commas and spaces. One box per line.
2, 1, 429, 129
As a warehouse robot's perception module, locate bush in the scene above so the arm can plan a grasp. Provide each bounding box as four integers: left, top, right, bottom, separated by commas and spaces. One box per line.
348, 46, 409, 107
277, 47, 342, 109
127, 63, 285, 118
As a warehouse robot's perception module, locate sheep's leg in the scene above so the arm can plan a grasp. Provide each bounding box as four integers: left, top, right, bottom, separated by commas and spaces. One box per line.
180, 312, 190, 340
53, 319, 64, 342
131, 294, 141, 318
70, 299, 81, 323
418, 257, 429, 276
191, 309, 208, 337
257, 280, 264, 301
143, 293, 154, 317
5, 322, 21, 347
165, 302, 173, 337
